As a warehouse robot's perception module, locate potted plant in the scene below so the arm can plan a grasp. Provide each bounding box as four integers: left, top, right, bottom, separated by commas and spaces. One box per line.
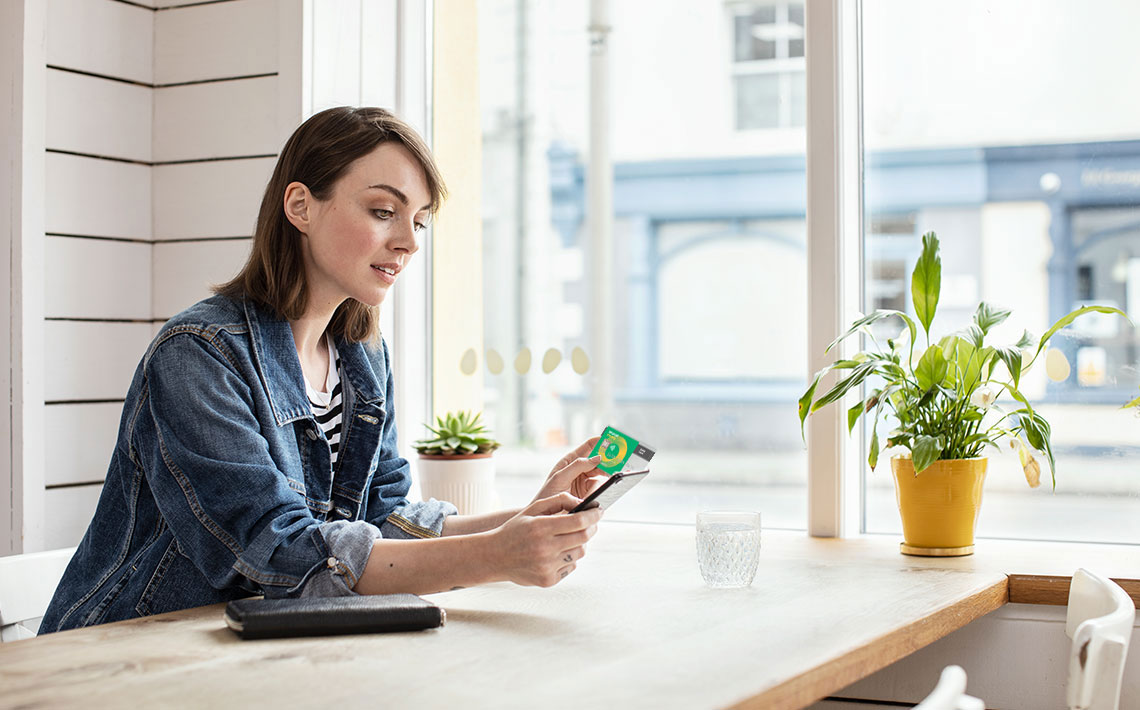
799, 231, 1128, 556
412, 410, 501, 515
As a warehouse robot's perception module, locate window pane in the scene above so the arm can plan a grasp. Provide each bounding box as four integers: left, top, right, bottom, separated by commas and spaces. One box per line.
734, 11, 776, 62
735, 73, 782, 130
861, 1, 1140, 543
788, 4, 805, 58
477, 2, 807, 527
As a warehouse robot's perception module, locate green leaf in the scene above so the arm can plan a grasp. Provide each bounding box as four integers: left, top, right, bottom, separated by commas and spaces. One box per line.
1035, 305, 1130, 360
993, 345, 1024, 389
825, 310, 915, 354
847, 402, 864, 434
973, 301, 1011, 335
960, 323, 985, 349
915, 345, 948, 392
798, 371, 823, 441
911, 435, 943, 474
911, 232, 942, 340
868, 428, 881, 471
940, 336, 988, 393
1015, 410, 1057, 489
811, 361, 878, 411
1015, 329, 1036, 349
1122, 392, 1140, 410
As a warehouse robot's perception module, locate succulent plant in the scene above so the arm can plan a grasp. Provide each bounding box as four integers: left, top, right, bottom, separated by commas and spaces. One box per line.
412, 410, 501, 456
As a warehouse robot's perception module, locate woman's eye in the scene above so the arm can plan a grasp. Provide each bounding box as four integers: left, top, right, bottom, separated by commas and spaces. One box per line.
414, 222, 428, 232
373, 209, 395, 220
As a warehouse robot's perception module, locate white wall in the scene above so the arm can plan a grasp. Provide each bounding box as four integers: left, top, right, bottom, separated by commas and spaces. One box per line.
29, 0, 295, 551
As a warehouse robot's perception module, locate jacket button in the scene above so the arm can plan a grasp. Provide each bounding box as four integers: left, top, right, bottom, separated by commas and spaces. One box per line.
306, 428, 318, 440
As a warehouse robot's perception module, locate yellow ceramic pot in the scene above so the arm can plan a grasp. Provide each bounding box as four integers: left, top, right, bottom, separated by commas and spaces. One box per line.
890, 456, 987, 557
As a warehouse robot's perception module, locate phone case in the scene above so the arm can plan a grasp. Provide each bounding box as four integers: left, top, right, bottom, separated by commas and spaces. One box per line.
572, 470, 649, 513
224, 594, 445, 639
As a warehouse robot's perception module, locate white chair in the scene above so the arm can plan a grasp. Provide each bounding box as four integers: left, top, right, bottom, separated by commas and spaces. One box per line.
0, 547, 76, 642
1066, 568, 1135, 710
913, 665, 985, 710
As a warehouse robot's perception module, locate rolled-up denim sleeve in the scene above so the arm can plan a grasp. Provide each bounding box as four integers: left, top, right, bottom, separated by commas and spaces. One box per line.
140, 331, 337, 597
382, 500, 457, 539
296, 520, 382, 597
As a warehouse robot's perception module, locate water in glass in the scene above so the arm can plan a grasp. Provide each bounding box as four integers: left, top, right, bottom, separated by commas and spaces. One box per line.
696, 513, 760, 588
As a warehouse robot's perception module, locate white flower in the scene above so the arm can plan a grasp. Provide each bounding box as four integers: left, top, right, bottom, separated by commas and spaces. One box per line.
969, 386, 996, 409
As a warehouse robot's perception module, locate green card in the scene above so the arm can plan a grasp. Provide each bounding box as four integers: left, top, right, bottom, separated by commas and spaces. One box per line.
590, 426, 638, 475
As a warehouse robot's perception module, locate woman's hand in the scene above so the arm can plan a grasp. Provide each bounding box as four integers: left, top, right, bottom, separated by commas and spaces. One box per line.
489, 493, 603, 587
530, 437, 609, 504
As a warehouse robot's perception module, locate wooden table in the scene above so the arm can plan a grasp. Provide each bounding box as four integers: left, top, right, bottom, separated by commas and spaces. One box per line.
2, 523, 1137, 710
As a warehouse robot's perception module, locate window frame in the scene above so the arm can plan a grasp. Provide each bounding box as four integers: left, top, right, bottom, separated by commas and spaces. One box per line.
803, 0, 863, 537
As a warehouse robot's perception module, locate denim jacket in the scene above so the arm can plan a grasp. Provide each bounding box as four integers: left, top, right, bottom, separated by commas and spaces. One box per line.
40, 295, 455, 633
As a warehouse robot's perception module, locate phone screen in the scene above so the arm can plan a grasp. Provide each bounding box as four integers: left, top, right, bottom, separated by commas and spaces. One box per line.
570, 469, 649, 513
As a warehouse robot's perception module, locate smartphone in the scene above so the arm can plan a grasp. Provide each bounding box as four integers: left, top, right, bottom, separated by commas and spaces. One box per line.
570, 469, 649, 513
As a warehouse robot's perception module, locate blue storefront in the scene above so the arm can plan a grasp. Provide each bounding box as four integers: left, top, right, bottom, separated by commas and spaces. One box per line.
549, 139, 1140, 426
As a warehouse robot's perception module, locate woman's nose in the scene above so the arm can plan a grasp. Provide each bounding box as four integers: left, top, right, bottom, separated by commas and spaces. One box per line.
392, 220, 420, 255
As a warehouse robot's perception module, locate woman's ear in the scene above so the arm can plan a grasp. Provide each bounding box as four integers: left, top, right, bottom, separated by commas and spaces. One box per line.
283, 181, 312, 232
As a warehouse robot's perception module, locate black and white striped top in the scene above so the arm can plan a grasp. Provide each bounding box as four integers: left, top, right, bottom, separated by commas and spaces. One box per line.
305, 335, 343, 468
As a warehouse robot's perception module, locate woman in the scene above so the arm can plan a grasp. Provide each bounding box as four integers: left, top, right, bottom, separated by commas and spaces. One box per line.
40, 107, 606, 633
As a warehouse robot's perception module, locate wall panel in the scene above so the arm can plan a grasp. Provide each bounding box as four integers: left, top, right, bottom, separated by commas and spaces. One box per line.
45, 237, 152, 320
45, 69, 152, 163
44, 403, 122, 487
44, 485, 103, 550
153, 239, 252, 319
46, 0, 153, 85
44, 321, 153, 402
153, 77, 279, 162
155, 0, 278, 85
153, 158, 273, 239
45, 152, 151, 239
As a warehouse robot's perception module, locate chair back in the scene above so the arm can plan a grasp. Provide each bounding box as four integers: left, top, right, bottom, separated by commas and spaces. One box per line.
913, 665, 985, 710
0, 547, 76, 642
1066, 568, 1135, 710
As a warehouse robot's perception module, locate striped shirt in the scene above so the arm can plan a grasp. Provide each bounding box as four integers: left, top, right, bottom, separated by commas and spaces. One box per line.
305, 334, 343, 468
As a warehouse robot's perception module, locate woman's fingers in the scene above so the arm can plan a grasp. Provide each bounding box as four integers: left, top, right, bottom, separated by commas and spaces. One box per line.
523, 491, 580, 516
551, 437, 600, 473
551, 454, 603, 488
571, 472, 610, 499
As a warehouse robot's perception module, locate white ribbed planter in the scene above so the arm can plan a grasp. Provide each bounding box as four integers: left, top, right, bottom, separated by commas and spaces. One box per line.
416, 454, 496, 515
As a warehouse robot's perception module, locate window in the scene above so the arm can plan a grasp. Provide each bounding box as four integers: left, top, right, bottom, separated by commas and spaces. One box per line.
441, 1, 1140, 546
475, 1, 807, 527
730, 1, 805, 130
860, 1, 1140, 544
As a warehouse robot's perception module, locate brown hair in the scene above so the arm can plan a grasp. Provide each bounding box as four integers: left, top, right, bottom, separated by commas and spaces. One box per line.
216, 106, 446, 343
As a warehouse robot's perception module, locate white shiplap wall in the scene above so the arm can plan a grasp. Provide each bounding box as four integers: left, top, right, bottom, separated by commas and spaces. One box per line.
21, 0, 412, 553
41, 0, 282, 549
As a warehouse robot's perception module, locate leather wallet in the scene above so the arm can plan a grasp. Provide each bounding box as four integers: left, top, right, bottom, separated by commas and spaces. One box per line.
224, 594, 445, 639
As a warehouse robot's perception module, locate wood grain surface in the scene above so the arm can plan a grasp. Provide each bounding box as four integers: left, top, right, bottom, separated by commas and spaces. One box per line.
1, 524, 1136, 710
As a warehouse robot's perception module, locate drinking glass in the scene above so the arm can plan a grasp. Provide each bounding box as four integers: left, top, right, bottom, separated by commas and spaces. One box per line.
696, 511, 761, 588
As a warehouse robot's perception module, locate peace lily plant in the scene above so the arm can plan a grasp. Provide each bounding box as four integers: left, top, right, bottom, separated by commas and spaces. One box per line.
799, 231, 1129, 490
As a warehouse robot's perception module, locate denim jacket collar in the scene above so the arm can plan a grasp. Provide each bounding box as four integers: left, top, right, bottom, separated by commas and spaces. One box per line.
242, 299, 386, 427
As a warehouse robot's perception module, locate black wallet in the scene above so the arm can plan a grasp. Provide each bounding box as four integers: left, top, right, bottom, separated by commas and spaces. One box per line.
223, 594, 445, 639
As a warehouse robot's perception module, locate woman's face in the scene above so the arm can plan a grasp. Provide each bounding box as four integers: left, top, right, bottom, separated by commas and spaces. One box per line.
292, 141, 432, 311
